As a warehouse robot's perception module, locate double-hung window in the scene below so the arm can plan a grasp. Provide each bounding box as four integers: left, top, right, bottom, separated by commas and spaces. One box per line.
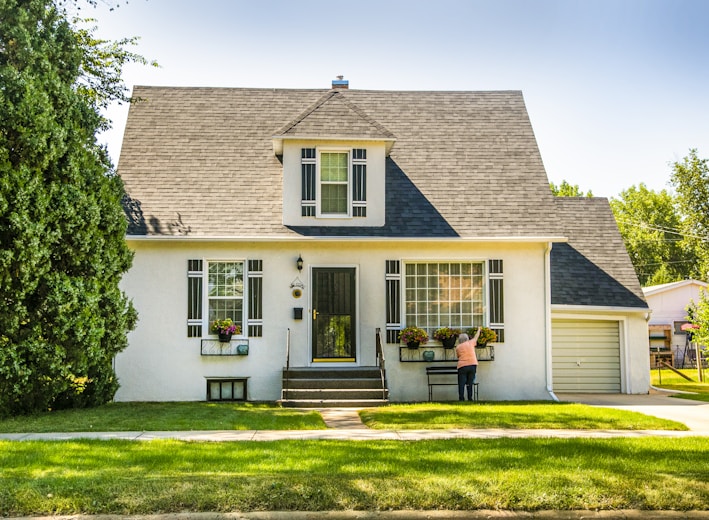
320, 151, 349, 215
207, 261, 244, 330
187, 259, 263, 338
301, 147, 367, 218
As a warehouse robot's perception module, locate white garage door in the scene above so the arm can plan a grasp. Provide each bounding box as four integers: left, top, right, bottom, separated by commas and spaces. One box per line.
552, 319, 621, 393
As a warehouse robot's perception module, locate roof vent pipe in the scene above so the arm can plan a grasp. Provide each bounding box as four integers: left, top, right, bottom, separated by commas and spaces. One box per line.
332, 75, 349, 89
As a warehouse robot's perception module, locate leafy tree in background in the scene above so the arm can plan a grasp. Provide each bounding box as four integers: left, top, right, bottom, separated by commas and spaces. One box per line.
0, 0, 143, 416
671, 149, 709, 282
609, 184, 695, 286
549, 180, 593, 197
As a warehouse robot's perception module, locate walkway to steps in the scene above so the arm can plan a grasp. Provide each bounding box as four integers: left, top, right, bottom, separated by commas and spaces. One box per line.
318, 408, 367, 429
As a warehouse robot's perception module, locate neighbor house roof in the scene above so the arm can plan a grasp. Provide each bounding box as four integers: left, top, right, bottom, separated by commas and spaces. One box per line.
550, 197, 647, 309
642, 279, 708, 297
118, 87, 563, 239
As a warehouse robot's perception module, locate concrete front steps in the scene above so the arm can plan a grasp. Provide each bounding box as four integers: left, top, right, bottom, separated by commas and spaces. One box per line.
280, 367, 388, 408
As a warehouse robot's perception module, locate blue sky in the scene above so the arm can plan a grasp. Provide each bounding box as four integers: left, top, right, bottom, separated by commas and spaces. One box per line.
87, 0, 709, 198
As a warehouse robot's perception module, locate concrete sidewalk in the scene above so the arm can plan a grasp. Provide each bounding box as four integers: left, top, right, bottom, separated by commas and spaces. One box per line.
556, 390, 709, 432
2, 426, 707, 442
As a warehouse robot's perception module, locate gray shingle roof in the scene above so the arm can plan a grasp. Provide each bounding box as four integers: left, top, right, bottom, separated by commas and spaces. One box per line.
550, 198, 647, 308
119, 87, 563, 239
274, 90, 396, 140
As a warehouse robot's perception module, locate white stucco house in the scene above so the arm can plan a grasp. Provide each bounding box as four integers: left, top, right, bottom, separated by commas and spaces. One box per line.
114, 80, 651, 405
643, 279, 708, 367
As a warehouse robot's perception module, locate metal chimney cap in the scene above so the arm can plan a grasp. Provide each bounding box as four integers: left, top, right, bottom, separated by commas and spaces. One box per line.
332, 76, 349, 89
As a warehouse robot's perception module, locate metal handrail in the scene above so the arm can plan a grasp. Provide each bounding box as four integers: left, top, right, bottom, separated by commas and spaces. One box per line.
375, 328, 387, 400
283, 328, 291, 401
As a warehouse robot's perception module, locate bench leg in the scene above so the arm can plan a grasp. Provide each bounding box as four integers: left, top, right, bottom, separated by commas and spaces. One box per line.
473, 383, 479, 402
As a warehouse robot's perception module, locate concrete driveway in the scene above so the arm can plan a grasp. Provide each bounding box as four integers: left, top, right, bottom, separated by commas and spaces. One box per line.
557, 390, 709, 432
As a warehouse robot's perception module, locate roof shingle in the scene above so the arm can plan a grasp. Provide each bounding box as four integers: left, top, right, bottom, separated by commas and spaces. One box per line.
119, 87, 563, 239
550, 197, 647, 308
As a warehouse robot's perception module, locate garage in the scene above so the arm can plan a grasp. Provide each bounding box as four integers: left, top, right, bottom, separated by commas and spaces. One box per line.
552, 319, 621, 393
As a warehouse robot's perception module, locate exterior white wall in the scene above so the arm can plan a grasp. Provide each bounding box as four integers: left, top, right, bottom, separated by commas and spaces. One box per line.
550, 309, 651, 394
281, 140, 386, 227
116, 240, 553, 402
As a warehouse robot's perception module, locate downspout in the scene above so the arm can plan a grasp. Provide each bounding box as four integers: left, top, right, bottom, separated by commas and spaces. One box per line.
545, 241, 559, 401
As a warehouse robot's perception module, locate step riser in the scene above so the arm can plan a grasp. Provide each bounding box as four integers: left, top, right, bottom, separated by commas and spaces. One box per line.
282, 367, 388, 408
286, 379, 383, 389
284, 368, 382, 379
283, 390, 388, 400
281, 399, 389, 408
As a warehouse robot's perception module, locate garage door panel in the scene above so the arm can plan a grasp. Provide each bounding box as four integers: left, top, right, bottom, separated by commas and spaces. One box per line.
553, 365, 618, 374
554, 383, 621, 393
552, 319, 621, 393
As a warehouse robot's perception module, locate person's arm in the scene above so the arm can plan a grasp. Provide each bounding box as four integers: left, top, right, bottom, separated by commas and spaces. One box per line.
472, 326, 482, 345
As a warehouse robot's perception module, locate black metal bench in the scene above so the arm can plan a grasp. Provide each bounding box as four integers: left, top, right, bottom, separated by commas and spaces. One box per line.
425, 366, 478, 401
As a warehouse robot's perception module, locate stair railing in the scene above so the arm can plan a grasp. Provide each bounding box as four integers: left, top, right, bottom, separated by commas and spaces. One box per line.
283, 328, 291, 401
375, 328, 387, 400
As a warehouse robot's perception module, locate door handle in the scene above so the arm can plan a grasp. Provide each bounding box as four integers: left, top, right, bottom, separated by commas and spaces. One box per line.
313, 309, 319, 320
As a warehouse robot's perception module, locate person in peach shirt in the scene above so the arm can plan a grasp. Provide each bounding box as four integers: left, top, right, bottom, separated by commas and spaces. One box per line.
455, 326, 481, 401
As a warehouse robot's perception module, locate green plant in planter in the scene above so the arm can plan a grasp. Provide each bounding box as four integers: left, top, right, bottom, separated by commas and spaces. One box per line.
466, 326, 497, 346
210, 319, 241, 336
433, 327, 462, 340
399, 326, 429, 346
433, 327, 461, 348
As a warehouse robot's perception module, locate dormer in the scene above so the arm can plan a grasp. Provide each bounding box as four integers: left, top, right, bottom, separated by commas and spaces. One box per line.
273, 88, 396, 227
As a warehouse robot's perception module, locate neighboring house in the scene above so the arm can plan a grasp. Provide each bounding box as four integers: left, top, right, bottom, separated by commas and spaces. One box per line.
643, 279, 708, 367
115, 80, 650, 404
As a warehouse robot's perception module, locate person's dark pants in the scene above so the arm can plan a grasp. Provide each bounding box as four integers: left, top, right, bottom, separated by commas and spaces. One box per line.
458, 364, 477, 401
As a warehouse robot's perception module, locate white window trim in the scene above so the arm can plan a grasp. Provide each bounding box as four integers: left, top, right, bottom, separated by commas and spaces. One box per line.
204, 259, 247, 337
401, 259, 489, 333
316, 147, 352, 219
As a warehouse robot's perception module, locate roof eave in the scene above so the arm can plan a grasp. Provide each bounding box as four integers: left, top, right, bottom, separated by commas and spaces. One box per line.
125, 234, 569, 243
272, 135, 397, 156
551, 304, 651, 314
642, 279, 709, 296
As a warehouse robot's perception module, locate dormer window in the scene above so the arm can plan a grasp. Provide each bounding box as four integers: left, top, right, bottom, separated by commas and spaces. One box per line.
301, 147, 367, 218
321, 151, 349, 215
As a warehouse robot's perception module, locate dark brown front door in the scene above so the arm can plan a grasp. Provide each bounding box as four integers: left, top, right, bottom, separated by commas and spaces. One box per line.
312, 268, 356, 362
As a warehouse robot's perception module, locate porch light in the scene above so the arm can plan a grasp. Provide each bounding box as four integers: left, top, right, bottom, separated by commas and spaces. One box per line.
296, 255, 303, 272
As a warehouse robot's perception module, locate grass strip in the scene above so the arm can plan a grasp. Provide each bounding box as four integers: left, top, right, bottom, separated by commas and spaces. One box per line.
0, 402, 326, 433
359, 402, 688, 430
1, 438, 707, 514
652, 368, 709, 402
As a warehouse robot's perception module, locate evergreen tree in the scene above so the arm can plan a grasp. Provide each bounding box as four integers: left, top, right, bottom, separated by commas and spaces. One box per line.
0, 0, 137, 416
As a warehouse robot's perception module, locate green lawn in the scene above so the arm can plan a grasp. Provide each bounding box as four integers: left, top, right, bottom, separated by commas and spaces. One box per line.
0, 402, 326, 433
1, 438, 707, 514
1, 400, 688, 433
651, 368, 709, 402
359, 402, 688, 430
